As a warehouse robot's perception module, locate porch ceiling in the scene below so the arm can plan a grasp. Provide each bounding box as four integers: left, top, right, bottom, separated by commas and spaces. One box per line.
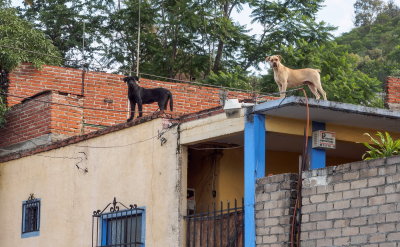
252, 96, 400, 133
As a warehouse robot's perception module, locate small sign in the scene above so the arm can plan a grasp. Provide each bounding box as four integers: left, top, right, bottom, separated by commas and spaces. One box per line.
312, 130, 336, 149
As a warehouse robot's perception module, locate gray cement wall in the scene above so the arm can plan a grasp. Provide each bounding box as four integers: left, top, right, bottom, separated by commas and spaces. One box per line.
256, 155, 400, 247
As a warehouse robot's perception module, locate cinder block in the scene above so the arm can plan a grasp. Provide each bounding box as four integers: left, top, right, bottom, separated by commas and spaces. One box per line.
387, 232, 400, 241
334, 200, 350, 210
310, 194, 326, 203
368, 233, 386, 243
316, 220, 332, 230
262, 235, 278, 244
385, 155, 400, 165
350, 234, 368, 244
333, 237, 350, 246
360, 168, 377, 178
351, 198, 368, 208
368, 177, 386, 187
385, 212, 400, 222
350, 216, 367, 226
386, 193, 400, 203
341, 226, 359, 236
360, 225, 377, 234
343, 208, 360, 218
350, 179, 368, 189
309, 230, 325, 239
316, 202, 333, 212
368, 195, 386, 206
326, 192, 343, 202
360, 187, 377, 197
316, 238, 332, 247
377, 223, 396, 232
343, 171, 360, 180
334, 219, 349, 228
302, 222, 317, 231
309, 212, 326, 222
325, 228, 341, 237
343, 189, 360, 199
326, 210, 343, 219
360, 206, 378, 216
378, 203, 396, 214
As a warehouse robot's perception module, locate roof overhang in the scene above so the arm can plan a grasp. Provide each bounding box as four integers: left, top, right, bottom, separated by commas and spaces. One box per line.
252, 96, 400, 133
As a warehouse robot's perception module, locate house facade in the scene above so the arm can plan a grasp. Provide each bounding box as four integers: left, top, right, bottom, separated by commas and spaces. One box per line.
1, 65, 400, 246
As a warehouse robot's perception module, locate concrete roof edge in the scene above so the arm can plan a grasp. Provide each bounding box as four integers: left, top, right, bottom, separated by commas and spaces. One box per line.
253, 96, 400, 119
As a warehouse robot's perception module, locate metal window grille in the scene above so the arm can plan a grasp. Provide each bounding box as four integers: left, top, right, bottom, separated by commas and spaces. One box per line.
92, 197, 145, 247
185, 199, 244, 247
22, 196, 40, 234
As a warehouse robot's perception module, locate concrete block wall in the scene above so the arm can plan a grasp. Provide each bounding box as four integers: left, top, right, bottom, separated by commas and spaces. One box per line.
255, 173, 298, 246
386, 76, 400, 110
301, 156, 400, 247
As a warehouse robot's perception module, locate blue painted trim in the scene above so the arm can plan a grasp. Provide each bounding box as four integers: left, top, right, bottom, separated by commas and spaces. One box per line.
21, 231, 40, 238
244, 113, 265, 247
21, 199, 41, 238
309, 121, 326, 169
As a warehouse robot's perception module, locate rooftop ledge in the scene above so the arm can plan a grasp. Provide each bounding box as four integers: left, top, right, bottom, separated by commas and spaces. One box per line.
250, 96, 400, 133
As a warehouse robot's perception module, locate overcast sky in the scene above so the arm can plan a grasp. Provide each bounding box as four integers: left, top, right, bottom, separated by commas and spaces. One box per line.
233, 0, 400, 37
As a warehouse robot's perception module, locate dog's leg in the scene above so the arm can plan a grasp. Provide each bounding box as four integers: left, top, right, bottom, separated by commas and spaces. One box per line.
138, 102, 143, 118
128, 101, 136, 122
317, 86, 327, 100
307, 84, 321, 100
280, 82, 287, 98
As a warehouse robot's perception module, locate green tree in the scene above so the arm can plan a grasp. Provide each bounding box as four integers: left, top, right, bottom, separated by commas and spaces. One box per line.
337, 1, 400, 82
354, 0, 384, 27
0, 7, 61, 126
20, 0, 114, 68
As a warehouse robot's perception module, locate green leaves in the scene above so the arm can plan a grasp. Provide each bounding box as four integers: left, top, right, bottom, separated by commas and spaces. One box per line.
362, 131, 400, 160
0, 8, 61, 71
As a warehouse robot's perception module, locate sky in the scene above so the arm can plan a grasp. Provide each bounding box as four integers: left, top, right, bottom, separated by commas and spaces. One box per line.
233, 0, 400, 37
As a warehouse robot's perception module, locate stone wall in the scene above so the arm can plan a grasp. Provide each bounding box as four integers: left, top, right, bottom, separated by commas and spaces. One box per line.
255, 155, 400, 247
255, 173, 298, 246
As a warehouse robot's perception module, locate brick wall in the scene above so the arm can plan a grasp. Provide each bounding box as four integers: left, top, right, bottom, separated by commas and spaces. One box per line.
0, 91, 83, 153
255, 173, 298, 246
1, 64, 272, 151
301, 156, 400, 246
385, 77, 400, 110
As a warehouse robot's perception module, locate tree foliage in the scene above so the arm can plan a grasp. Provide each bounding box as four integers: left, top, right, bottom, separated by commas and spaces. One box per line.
0, 6, 61, 127
337, 1, 400, 82
0, 8, 61, 71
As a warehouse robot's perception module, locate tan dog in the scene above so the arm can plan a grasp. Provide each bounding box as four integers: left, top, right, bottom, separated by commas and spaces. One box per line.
266, 55, 327, 100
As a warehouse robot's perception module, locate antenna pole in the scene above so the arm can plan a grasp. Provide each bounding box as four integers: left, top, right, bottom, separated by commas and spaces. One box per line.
136, 0, 141, 77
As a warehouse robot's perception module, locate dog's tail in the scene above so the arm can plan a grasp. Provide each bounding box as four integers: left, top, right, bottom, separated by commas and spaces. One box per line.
169, 92, 173, 111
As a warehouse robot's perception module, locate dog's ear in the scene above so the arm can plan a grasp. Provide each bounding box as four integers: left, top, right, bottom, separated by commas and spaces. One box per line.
265, 56, 270, 62
133, 76, 139, 81
276, 55, 282, 61
122, 77, 128, 82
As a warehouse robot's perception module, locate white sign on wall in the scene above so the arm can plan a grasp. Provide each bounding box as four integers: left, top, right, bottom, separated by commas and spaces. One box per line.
312, 130, 336, 149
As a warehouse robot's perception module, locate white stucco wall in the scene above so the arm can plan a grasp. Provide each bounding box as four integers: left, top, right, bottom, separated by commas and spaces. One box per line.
0, 118, 183, 247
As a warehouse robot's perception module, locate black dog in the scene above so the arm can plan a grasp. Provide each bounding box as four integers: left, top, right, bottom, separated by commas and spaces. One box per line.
123, 76, 173, 121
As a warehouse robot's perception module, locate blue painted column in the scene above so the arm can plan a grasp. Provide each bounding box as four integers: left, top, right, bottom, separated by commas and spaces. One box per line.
244, 113, 265, 247
308, 121, 326, 169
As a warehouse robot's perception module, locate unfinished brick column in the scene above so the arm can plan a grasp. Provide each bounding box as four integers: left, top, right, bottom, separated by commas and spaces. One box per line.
385, 76, 400, 110
255, 173, 298, 246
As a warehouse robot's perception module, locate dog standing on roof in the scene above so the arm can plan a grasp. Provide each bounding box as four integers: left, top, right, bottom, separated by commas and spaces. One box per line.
266, 55, 327, 100
123, 76, 173, 121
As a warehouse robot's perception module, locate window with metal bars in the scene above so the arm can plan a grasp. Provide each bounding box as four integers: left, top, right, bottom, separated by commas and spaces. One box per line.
21, 197, 40, 238
92, 198, 145, 247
